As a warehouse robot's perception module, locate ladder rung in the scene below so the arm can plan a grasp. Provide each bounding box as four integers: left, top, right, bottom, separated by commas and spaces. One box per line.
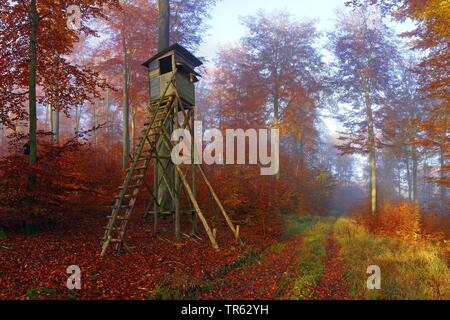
119, 184, 141, 190
107, 216, 128, 220
141, 151, 155, 156
141, 130, 159, 136
126, 166, 147, 172
153, 155, 171, 160
104, 226, 123, 230
111, 203, 132, 209
144, 117, 165, 126
115, 194, 133, 200
150, 101, 169, 107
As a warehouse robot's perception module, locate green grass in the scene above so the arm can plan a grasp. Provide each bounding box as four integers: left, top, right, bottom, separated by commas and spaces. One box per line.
289, 216, 335, 299
0, 228, 6, 240
282, 215, 322, 240
334, 218, 450, 300
151, 286, 183, 300
269, 242, 286, 253
26, 287, 59, 300
25, 287, 79, 300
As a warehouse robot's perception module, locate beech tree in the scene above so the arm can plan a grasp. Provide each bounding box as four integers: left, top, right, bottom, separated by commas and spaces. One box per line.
0, 0, 117, 229
329, 5, 400, 214
240, 11, 324, 178
348, 0, 449, 199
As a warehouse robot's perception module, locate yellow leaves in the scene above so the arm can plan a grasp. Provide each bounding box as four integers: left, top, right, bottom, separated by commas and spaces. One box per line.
414, 0, 450, 38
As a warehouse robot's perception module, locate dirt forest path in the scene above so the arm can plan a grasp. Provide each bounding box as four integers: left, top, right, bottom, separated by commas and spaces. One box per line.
212, 235, 303, 300
194, 217, 350, 300
313, 226, 349, 300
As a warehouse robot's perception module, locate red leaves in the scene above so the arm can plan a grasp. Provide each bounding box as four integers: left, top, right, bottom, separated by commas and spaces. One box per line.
0, 136, 112, 218
313, 230, 349, 300
0, 205, 284, 300
0, 1, 119, 130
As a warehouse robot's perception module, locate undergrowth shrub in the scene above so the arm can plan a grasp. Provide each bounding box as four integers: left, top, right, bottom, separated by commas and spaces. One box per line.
421, 212, 450, 242
353, 201, 421, 240
372, 202, 421, 240
335, 218, 450, 300
353, 201, 449, 243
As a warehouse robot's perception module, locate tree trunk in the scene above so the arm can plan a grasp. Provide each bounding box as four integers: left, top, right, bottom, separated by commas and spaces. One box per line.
74, 105, 82, 136
121, 13, 130, 170
439, 146, 446, 213
405, 155, 412, 201
273, 92, 280, 180
156, 0, 174, 218
50, 109, 59, 145
158, 0, 170, 51
26, 0, 39, 233
364, 79, 377, 214
412, 148, 419, 205
130, 105, 136, 153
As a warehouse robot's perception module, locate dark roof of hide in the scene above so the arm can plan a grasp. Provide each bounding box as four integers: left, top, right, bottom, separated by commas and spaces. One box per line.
142, 43, 203, 68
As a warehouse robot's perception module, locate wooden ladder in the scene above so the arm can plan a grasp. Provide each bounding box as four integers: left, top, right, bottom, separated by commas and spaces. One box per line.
101, 95, 175, 256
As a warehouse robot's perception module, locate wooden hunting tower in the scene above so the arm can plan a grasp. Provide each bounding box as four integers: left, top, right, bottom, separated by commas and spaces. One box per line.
101, 43, 240, 256
143, 43, 202, 107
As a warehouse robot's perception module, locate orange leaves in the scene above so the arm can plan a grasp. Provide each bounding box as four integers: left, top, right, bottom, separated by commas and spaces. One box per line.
356, 201, 422, 240
0, 1, 118, 128
0, 136, 116, 218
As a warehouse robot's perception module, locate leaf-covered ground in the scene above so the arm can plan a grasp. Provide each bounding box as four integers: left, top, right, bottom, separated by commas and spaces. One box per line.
0, 209, 338, 300
1, 211, 447, 300
0, 205, 284, 300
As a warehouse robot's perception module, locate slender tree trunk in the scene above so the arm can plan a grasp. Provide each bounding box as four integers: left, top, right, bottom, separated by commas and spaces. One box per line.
121, 13, 130, 170
93, 103, 97, 147
0, 123, 5, 154
406, 155, 412, 201
439, 146, 446, 213
364, 79, 377, 214
51, 109, 59, 145
412, 148, 419, 205
130, 105, 136, 153
273, 92, 280, 180
74, 105, 82, 136
26, 0, 39, 233
46, 105, 50, 130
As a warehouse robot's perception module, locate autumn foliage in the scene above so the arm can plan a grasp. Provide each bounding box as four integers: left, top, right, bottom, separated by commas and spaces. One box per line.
353, 200, 450, 243
0, 134, 121, 225
0, 0, 448, 301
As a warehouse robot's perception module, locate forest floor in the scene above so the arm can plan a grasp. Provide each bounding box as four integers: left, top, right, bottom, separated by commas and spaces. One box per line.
0, 207, 448, 300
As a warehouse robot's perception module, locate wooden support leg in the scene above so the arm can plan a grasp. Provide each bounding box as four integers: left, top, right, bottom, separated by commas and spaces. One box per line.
153, 156, 159, 233
191, 109, 198, 235
197, 164, 240, 241
175, 168, 180, 241
159, 130, 219, 250
176, 165, 219, 250
174, 102, 181, 241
